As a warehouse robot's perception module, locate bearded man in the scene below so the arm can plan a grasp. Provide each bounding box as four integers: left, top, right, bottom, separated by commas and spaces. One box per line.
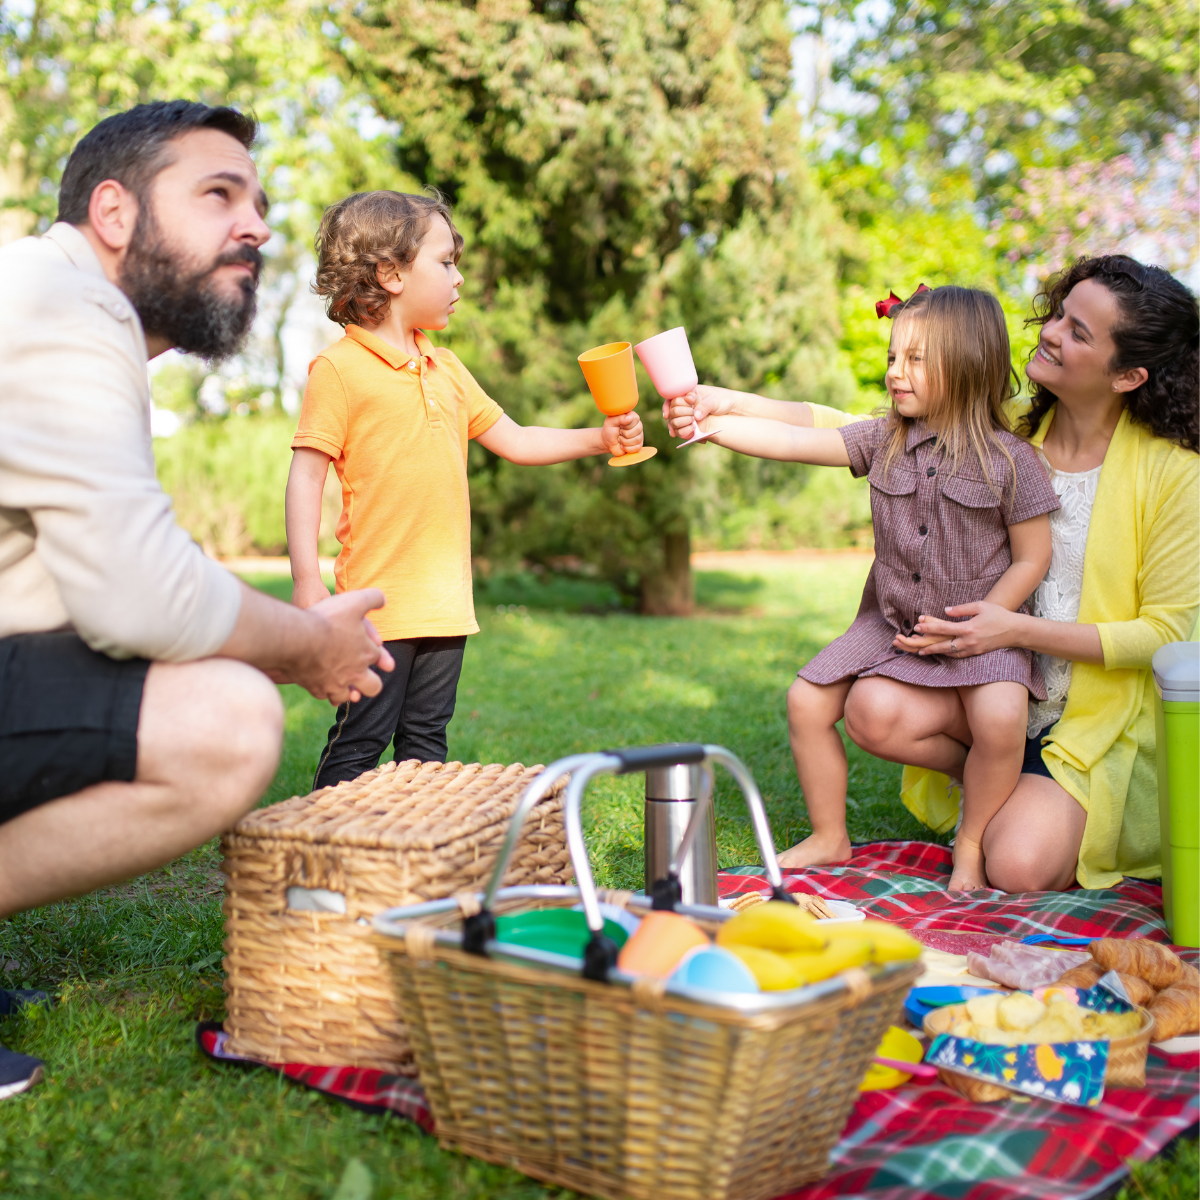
0, 101, 395, 1096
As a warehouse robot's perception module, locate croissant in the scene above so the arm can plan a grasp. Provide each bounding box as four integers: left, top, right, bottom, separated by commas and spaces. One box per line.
1088, 938, 1184, 990
1147, 979, 1200, 1040
1115, 972, 1156, 1007
1055, 961, 1105, 990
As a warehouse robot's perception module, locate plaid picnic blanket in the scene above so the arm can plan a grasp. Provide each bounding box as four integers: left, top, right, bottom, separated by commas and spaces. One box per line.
720, 839, 1198, 962
197, 841, 1198, 1200
734, 840, 1199, 1200
194, 1022, 434, 1132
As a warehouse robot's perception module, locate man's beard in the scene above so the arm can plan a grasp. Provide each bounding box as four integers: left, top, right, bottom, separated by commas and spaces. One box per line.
119, 208, 261, 360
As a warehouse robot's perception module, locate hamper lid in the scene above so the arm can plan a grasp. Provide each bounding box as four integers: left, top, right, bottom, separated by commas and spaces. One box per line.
232, 759, 557, 850
1152, 642, 1199, 703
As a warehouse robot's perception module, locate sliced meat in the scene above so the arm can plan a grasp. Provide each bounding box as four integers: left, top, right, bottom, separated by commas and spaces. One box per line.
966, 940, 1092, 989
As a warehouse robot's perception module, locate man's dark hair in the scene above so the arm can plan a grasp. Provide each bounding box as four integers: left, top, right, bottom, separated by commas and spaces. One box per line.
57, 101, 257, 224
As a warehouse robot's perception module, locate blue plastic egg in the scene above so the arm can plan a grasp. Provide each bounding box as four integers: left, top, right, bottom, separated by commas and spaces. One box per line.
668, 944, 760, 994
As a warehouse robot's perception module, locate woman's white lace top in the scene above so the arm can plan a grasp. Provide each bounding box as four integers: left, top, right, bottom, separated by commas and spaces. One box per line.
1027, 456, 1103, 738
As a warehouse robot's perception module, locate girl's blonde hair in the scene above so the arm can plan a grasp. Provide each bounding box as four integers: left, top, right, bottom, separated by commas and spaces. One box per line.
313, 189, 463, 328
880, 286, 1020, 493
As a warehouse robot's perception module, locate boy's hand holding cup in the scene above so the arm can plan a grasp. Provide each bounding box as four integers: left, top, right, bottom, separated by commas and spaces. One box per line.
602, 410, 644, 458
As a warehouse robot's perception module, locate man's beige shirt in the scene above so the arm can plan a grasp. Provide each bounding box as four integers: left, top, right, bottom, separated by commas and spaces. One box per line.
0, 223, 241, 660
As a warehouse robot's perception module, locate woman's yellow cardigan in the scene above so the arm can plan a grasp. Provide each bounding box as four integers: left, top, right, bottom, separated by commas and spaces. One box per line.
896, 405, 1199, 888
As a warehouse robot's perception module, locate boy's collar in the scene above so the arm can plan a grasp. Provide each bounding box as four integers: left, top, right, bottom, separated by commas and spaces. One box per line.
345, 324, 439, 371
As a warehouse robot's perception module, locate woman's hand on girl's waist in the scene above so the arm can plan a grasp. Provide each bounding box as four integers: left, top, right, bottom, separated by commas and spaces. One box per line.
911, 603, 1106, 664
908, 601, 1020, 658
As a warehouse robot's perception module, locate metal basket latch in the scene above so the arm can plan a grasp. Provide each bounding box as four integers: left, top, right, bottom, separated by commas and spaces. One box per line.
582, 932, 619, 981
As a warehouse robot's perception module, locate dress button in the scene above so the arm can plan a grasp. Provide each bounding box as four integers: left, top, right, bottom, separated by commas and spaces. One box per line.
893, 648, 903, 655
408, 361, 418, 371
919, 525, 928, 535
926, 467, 937, 477
912, 572, 921, 582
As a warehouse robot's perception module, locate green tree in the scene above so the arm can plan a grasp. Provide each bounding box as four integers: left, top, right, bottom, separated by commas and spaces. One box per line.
332, 0, 856, 612
810, 0, 1199, 221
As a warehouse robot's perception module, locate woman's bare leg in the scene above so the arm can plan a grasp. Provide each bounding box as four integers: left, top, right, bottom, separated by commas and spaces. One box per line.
843, 676, 972, 777
778, 677, 855, 868
981, 773, 1086, 892
951, 682, 1029, 891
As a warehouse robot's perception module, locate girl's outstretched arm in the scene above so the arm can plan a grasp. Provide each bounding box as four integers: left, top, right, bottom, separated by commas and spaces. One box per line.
703, 413, 851, 466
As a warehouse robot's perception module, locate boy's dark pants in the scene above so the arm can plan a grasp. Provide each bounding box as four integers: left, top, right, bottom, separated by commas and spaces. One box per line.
313, 635, 467, 790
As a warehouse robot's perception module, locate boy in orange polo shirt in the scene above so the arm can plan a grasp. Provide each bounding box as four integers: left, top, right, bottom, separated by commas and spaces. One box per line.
286, 190, 643, 787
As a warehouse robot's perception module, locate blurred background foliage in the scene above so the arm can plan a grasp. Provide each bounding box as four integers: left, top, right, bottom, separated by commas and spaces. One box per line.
1, 0, 1195, 608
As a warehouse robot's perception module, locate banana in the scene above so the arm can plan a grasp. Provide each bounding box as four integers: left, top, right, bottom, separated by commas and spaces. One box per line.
715, 901, 829, 954
723, 944, 805, 991
783, 937, 874, 982
853, 920, 922, 963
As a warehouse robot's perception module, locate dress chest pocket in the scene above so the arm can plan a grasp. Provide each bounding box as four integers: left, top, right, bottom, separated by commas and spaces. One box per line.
866, 460, 918, 497
940, 474, 1002, 510
940, 473, 1008, 580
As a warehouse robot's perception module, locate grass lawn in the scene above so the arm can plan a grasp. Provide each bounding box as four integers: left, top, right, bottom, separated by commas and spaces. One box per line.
0, 556, 1192, 1198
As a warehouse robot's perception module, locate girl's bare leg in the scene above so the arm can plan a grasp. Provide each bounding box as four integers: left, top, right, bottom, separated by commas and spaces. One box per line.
778, 677, 855, 868
951, 682, 1029, 891
843, 676, 972, 777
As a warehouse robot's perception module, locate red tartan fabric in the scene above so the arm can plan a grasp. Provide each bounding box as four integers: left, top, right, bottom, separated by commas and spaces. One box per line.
776, 1054, 1199, 1200
728, 840, 1199, 1199
195, 1024, 434, 1132
196, 842, 1198, 1200
718, 840, 1198, 962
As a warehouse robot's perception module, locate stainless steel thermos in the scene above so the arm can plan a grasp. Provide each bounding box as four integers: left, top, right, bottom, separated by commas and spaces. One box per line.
644, 761, 718, 906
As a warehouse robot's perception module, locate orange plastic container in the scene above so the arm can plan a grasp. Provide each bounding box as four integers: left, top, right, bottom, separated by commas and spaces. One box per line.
616, 910, 709, 978
577, 341, 658, 467
578, 342, 638, 415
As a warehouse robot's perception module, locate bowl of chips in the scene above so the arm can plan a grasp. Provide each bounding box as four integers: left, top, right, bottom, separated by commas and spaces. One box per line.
923, 988, 1154, 1102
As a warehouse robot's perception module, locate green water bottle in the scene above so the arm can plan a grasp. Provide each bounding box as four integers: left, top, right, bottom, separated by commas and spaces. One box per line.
1153, 642, 1199, 947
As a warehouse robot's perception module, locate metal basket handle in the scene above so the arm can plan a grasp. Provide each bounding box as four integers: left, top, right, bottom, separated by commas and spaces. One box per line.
474, 744, 793, 981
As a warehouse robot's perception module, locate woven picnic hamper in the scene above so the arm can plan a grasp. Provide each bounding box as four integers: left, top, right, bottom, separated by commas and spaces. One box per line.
375, 745, 922, 1200
221, 758, 571, 1073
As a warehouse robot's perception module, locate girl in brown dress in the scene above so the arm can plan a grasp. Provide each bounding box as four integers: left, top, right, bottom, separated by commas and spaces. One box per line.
674, 287, 1061, 889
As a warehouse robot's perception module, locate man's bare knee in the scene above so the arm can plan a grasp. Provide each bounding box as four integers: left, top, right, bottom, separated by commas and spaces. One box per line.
140, 660, 282, 823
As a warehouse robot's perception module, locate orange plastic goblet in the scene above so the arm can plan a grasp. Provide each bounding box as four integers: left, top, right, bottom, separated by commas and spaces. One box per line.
577, 341, 658, 467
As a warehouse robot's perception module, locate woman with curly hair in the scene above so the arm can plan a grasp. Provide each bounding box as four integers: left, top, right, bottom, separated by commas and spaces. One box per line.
851, 255, 1198, 892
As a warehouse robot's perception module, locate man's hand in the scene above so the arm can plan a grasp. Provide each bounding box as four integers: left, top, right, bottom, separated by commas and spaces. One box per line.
292, 576, 332, 610
219, 582, 394, 705
663, 385, 733, 439
290, 590, 395, 703
601, 410, 643, 456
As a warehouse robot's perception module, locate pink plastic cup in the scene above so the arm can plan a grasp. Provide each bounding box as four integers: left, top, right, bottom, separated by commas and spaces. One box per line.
634, 327, 698, 401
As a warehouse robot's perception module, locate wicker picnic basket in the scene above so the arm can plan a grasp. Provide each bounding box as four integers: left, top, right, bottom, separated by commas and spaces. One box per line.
923, 1003, 1155, 1101
374, 745, 922, 1200
220, 758, 572, 1073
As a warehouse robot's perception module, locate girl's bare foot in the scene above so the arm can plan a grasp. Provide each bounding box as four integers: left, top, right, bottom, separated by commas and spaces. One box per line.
777, 832, 853, 870
948, 835, 988, 891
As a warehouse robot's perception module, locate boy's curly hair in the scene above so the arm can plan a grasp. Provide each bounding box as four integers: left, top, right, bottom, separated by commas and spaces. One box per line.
1021, 255, 1199, 453
313, 190, 463, 328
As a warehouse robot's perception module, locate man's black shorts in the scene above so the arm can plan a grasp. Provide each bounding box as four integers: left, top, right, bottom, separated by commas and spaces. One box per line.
0, 632, 149, 824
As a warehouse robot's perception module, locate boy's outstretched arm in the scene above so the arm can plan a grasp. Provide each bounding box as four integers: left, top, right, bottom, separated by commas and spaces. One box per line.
475, 411, 643, 465
286, 448, 334, 609
703, 414, 851, 466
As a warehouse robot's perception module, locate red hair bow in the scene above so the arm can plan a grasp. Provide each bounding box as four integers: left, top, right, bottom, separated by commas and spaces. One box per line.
876, 283, 930, 319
